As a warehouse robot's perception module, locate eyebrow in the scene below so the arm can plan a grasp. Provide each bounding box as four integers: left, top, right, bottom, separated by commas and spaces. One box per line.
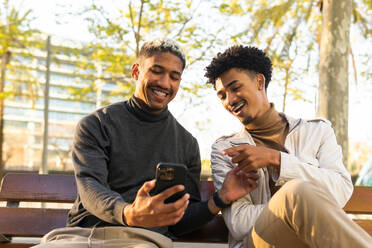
152, 64, 182, 76
217, 80, 238, 96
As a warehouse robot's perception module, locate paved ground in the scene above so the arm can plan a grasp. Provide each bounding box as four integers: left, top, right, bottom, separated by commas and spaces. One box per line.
11, 238, 228, 247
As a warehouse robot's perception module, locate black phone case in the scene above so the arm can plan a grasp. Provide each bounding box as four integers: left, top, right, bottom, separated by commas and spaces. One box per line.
151, 162, 187, 204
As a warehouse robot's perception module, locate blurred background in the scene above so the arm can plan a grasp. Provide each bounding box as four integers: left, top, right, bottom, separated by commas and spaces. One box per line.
0, 0, 371, 184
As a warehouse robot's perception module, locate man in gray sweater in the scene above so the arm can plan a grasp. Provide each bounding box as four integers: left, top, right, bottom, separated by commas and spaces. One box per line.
35, 38, 258, 248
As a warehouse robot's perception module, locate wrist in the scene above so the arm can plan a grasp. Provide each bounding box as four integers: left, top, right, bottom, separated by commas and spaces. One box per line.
271, 150, 281, 168
213, 191, 231, 209
123, 204, 133, 226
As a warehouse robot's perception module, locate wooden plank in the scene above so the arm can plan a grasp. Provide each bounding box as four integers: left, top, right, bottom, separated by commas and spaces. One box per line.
199, 180, 215, 201
0, 208, 69, 237
0, 243, 35, 248
353, 219, 372, 236
0, 173, 76, 203
178, 215, 228, 243
344, 186, 372, 214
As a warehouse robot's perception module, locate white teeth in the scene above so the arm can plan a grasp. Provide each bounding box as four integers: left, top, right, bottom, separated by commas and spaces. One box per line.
233, 102, 245, 113
153, 90, 166, 97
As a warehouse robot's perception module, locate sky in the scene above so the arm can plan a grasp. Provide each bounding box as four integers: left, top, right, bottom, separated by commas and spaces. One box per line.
7, 0, 372, 161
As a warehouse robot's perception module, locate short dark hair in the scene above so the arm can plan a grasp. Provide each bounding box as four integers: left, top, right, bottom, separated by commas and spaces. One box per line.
204, 45, 272, 89
139, 38, 186, 70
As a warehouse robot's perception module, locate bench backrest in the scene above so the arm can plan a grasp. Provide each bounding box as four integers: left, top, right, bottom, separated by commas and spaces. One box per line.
343, 185, 372, 235
1, 173, 371, 241
0, 173, 76, 237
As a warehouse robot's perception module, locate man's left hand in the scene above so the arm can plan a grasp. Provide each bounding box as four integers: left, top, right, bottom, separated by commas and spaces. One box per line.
219, 166, 259, 204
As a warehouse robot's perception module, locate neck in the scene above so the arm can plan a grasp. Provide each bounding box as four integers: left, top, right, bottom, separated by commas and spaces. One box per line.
126, 96, 169, 122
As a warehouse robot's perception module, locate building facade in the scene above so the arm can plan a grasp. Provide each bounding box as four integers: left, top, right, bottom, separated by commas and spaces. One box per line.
4, 37, 124, 172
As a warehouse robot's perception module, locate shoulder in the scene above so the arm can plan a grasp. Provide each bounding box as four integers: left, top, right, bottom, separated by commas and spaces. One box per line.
290, 117, 335, 141
77, 101, 126, 129
299, 117, 332, 130
168, 113, 199, 145
212, 132, 240, 151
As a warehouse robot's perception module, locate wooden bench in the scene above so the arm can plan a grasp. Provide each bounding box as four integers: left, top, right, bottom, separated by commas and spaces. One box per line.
0, 173, 371, 247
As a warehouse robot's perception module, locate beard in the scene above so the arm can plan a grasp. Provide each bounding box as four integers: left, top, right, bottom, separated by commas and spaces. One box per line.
242, 116, 254, 125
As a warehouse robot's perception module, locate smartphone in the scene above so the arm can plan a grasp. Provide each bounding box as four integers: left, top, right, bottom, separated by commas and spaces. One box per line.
151, 162, 187, 204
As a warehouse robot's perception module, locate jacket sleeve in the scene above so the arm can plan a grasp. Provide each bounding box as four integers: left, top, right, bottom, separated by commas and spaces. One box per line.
277, 120, 353, 207
211, 140, 266, 241
72, 114, 128, 225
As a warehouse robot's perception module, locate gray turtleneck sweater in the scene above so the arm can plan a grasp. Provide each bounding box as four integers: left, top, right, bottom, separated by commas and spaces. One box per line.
67, 97, 214, 237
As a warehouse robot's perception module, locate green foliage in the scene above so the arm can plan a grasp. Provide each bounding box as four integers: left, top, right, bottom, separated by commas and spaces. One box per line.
215, 0, 371, 110
61, 0, 221, 104
0, 0, 41, 54
0, 0, 43, 103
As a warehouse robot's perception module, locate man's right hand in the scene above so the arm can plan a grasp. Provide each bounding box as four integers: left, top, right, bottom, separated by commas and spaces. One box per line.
123, 180, 189, 228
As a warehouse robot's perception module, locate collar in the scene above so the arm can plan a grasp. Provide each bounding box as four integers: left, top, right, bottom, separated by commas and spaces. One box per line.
125, 95, 169, 122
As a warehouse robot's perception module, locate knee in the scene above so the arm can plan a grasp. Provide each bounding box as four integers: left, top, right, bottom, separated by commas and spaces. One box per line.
277, 179, 316, 202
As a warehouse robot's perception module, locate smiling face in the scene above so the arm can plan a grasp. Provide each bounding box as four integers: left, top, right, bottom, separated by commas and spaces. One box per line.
132, 52, 183, 114
215, 68, 270, 125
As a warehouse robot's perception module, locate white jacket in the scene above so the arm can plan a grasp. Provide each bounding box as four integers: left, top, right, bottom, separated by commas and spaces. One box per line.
210, 114, 353, 248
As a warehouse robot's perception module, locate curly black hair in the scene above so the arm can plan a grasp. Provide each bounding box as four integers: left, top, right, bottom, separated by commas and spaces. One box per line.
204, 45, 272, 90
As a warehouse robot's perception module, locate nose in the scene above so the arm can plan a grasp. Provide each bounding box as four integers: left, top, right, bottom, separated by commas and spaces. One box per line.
157, 74, 172, 89
226, 92, 237, 107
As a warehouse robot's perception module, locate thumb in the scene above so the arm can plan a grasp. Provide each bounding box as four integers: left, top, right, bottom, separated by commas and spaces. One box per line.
138, 180, 156, 196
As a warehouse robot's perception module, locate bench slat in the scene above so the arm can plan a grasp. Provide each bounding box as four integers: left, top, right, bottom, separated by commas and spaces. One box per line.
0, 174, 76, 203
0, 244, 35, 248
178, 215, 228, 243
0, 208, 69, 237
354, 219, 372, 236
343, 186, 372, 214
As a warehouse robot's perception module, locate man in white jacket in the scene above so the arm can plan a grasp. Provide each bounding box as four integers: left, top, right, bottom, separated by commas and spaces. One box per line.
204, 45, 372, 248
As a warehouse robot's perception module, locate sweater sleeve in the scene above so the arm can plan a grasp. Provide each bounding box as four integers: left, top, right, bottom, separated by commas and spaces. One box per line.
169, 137, 215, 236
72, 114, 128, 225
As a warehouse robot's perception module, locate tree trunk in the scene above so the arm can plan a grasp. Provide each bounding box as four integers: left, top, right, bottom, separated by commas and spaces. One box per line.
317, 0, 352, 167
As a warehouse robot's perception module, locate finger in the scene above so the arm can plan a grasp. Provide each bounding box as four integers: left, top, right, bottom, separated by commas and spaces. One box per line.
166, 197, 189, 222
237, 170, 259, 181
228, 166, 241, 175
158, 193, 189, 214
138, 180, 156, 196
246, 171, 259, 180
154, 184, 185, 202
166, 205, 188, 225
158, 206, 187, 226
221, 145, 249, 156
247, 178, 258, 188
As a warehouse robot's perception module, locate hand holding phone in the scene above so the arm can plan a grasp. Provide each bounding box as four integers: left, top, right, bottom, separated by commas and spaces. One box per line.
151, 162, 187, 204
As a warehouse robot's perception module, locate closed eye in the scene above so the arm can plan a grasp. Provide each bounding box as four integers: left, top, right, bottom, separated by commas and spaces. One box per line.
231, 86, 240, 92
150, 68, 162, 74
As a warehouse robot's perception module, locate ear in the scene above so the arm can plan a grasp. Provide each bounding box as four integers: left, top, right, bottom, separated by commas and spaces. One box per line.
257, 74, 266, 91
131, 63, 139, 80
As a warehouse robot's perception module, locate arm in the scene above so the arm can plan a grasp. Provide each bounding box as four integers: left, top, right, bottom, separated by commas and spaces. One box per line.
277, 121, 353, 207
72, 114, 127, 225
169, 138, 214, 235
223, 121, 353, 208
74, 114, 189, 227
170, 138, 259, 237
211, 140, 266, 241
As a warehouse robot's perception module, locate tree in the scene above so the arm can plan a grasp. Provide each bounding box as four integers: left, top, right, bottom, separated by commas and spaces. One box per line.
318, 0, 352, 166
215, 0, 371, 168
63, 0, 222, 106
0, 0, 41, 179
